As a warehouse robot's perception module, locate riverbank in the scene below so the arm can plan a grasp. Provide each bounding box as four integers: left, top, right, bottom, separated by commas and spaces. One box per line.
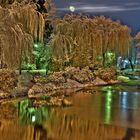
0, 67, 129, 105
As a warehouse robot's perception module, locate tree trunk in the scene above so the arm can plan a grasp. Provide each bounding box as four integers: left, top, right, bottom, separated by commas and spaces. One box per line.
102, 53, 105, 67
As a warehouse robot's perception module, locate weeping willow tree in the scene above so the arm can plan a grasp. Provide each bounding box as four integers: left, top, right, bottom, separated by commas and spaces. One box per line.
135, 32, 140, 42
49, 14, 131, 70
132, 31, 140, 64
0, 0, 55, 69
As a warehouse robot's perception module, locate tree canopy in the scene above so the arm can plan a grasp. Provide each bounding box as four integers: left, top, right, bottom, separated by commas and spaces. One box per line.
49, 14, 131, 69
0, 0, 55, 69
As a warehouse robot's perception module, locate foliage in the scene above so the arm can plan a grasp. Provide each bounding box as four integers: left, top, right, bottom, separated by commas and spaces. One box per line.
104, 51, 116, 67
33, 42, 46, 69
95, 68, 117, 81
0, 69, 17, 92
0, 0, 55, 69
49, 14, 131, 70
21, 42, 52, 70
33, 42, 52, 70
21, 60, 36, 70
46, 66, 95, 84
64, 66, 95, 83
135, 32, 140, 42
117, 75, 130, 82
0, 2, 43, 69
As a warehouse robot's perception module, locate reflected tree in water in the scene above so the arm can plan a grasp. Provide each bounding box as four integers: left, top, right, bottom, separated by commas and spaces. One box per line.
18, 100, 50, 140
18, 100, 49, 125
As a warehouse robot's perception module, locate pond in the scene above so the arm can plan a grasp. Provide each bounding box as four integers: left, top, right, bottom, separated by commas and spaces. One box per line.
0, 84, 140, 140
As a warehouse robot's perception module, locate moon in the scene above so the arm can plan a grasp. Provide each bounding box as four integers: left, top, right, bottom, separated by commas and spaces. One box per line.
69, 6, 75, 12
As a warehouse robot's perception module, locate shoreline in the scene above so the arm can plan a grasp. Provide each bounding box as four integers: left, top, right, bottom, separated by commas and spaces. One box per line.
0, 79, 120, 104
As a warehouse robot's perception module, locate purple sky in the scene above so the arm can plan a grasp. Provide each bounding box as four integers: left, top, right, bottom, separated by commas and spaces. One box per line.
53, 0, 140, 35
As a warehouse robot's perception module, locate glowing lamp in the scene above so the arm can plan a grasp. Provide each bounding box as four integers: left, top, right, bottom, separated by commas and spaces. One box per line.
34, 44, 38, 48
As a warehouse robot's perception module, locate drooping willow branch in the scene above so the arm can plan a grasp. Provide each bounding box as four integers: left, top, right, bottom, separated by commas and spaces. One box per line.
50, 14, 131, 69
0, 0, 55, 69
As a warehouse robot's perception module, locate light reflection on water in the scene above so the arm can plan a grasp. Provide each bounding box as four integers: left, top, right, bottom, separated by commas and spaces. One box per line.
119, 91, 139, 110
1, 85, 140, 140
104, 90, 113, 124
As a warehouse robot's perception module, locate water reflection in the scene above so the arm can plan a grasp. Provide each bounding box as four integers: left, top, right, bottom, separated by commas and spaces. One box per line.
100, 86, 140, 128
101, 86, 119, 124
19, 100, 49, 125
1, 85, 140, 140
119, 91, 139, 126
122, 128, 135, 140
119, 91, 139, 110
18, 100, 50, 140
33, 124, 48, 140
119, 91, 139, 140
103, 90, 113, 124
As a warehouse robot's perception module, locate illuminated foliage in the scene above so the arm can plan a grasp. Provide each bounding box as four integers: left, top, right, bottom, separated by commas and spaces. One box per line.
32, 42, 52, 69
135, 32, 140, 42
50, 14, 131, 69
0, 0, 55, 69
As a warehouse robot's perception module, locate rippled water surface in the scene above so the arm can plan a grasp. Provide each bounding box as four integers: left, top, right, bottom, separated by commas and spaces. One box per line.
0, 85, 140, 140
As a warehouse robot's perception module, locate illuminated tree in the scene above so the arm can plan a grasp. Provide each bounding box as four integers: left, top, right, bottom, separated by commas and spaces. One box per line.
50, 14, 131, 69
132, 31, 140, 64
0, 0, 55, 70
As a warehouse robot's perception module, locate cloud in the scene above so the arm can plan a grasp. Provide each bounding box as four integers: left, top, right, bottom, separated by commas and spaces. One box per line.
124, 2, 140, 6
57, 2, 140, 13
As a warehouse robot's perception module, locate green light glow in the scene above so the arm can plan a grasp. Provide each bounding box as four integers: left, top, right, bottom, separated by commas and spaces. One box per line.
104, 91, 112, 124
34, 43, 38, 48
107, 52, 113, 57
102, 86, 113, 92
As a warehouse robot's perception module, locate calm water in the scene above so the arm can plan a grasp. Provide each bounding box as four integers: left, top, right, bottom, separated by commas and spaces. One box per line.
0, 85, 140, 140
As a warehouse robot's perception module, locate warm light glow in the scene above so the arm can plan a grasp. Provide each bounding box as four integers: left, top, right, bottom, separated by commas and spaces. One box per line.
69, 6, 75, 12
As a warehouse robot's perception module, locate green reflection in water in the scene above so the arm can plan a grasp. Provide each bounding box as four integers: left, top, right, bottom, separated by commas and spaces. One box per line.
19, 99, 49, 125
104, 90, 113, 124
102, 85, 127, 93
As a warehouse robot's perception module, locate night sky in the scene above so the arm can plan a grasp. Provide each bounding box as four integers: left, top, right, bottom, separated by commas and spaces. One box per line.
53, 0, 140, 36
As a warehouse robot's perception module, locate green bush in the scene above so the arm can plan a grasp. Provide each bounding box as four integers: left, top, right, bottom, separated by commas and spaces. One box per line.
22, 63, 36, 70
